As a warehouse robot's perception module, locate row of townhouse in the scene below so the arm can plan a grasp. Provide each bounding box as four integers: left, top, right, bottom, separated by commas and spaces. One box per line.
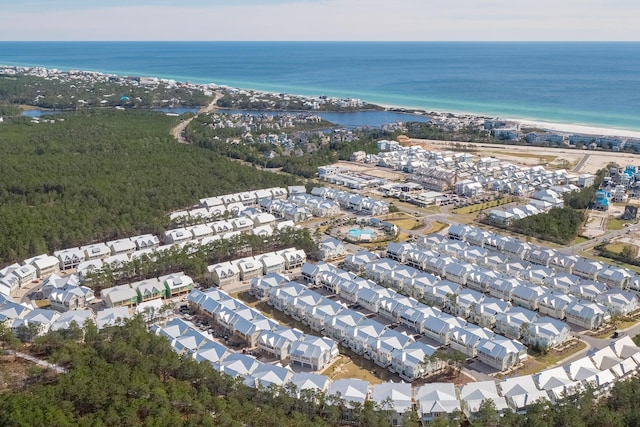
173, 195, 288, 226
0, 294, 151, 340
54, 234, 161, 271
207, 248, 306, 287
301, 262, 529, 373
100, 272, 194, 308
164, 212, 280, 245
317, 167, 386, 190
198, 187, 288, 211
0, 186, 300, 290
420, 233, 635, 309
448, 224, 636, 289
262, 277, 447, 381
310, 187, 389, 216
355, 255, 573, 353
186, 287, 339, 370
152, 317, 297, 388
374, 144, 593, 194
394, 235, 634, 329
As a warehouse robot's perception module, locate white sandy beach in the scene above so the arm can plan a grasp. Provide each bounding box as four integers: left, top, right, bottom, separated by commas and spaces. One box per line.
381, 101, 640, 140
515, 119, 640, 139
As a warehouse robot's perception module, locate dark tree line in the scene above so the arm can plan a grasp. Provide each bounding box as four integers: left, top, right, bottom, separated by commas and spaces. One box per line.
508, 207, 585, 245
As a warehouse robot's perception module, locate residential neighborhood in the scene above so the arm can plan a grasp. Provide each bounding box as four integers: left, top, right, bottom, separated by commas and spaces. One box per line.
3, 140, 640, 426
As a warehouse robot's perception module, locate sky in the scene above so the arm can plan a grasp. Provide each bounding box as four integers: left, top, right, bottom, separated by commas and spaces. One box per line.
1, 0, 638, 41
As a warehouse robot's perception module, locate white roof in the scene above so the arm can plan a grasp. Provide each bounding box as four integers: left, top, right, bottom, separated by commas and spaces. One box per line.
95, 307, 131, 329
370, 382, 413, 413
288, 373, 330, 395
459, 381, 509, 413
327, 378, 369, 404
416, 382, 461, 415
50, 310, 93, 331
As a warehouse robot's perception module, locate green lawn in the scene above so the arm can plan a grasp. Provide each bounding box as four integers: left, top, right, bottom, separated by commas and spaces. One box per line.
571, 236, 588, 245
607, 218, 632, 230
511, 341, 587, 376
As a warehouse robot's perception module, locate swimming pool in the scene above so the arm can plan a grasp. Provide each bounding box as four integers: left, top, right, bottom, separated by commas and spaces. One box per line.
348, 228, 377, 241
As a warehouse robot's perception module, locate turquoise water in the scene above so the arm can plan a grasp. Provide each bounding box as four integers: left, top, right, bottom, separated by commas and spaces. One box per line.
349, 228, 376, 239
2, 42, 640, 130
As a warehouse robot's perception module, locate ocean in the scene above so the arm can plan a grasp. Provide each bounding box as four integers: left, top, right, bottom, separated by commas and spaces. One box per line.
1, 41, 639, 130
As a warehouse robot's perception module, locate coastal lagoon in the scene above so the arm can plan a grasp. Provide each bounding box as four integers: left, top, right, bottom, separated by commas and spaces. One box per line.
3, 41, 640, 130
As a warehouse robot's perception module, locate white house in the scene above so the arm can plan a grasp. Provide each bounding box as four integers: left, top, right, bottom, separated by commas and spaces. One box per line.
477, 336, 527, 371
416, 383, 461, 424
526, 317, 571, 350
391, 341, 439, 382
565, 302, 609, 330
25, 254, 61, 278
208, 262, 240, 287
459, 381, 509, 420
370, 382, 413, 427
54, 248, 86, 271
290, 336, 339, 370
318, 237, 346, 261
499, 375, 550, 414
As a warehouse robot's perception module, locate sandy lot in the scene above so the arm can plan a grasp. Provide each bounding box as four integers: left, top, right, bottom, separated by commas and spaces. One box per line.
334, 161, 407, 181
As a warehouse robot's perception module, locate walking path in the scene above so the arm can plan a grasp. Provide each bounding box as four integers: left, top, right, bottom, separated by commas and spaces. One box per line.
13, 350, 67, 374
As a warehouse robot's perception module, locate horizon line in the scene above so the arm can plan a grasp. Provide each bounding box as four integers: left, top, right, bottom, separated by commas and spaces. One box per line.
2, 40, 640, 43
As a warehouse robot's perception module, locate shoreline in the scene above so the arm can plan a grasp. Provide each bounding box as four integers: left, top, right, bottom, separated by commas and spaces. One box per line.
4, 63, 640, 140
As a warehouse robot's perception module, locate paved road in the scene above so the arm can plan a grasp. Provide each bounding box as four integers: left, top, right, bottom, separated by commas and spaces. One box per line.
573, 154, 590, 173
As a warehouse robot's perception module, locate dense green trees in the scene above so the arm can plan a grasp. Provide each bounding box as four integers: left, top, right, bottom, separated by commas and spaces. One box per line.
0, 318, 350, 427
0, 74, 210, 110
509, 207, 585, 244
185, 113, 395, 178
0, 110, 300, 263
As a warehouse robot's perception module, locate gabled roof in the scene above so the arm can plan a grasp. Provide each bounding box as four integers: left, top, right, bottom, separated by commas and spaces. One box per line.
193, 340, 229, 365
50, 310, 93, 331
609, 335, 640, 359
565, 357, 601, 381
590, 347, 623, 370
220, 353, 261, 378
327, 378, 370, 404
370, 382, 413, 413
459, 381, 509, 413
95, 307, 131, 329
535, 366, 574, 390
288, 372, 330, 395
154, 318, 192, 340
416, 382, 461, 415
0, 301, 31, 321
